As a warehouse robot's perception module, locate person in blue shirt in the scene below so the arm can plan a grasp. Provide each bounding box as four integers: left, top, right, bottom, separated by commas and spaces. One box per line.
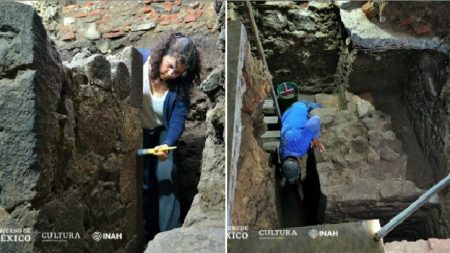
280, 101, 325, 186
139, 32, 201, 241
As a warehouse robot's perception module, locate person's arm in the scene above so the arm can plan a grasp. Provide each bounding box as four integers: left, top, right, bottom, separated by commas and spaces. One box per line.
163, 97, 189, 146
153, 98, 188, 161
304, 115, 325, 152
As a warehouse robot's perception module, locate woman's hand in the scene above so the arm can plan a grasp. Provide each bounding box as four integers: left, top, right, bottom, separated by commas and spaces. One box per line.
154, 144, 169, 161
311, 139, 325, 152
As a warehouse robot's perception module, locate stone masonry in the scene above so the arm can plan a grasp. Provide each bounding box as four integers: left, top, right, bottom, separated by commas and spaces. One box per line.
230, 1, 342, 94
20, 0, 219, 69
312, 93, 441, 241
228, 22, 280, 229
0, 2, 142, 252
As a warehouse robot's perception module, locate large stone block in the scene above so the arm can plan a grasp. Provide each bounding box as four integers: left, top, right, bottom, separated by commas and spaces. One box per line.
108, 46, 143, 108
77, 105, 118, 155
0, 2, 42, 74
110, 61, 130, 100
0, 71, 39, 209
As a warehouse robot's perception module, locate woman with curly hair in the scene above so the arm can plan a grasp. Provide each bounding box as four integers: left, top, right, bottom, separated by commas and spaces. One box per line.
140, 32, 201, 241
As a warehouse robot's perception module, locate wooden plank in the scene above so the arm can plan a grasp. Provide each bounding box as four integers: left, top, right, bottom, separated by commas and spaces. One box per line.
263, 99, 275, 115
261, 131, 280, 139
263, 141, 279, 153
263, 116, 278, 125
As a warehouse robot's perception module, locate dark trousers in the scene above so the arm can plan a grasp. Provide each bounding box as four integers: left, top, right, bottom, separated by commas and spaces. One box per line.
142, 127, 180, 241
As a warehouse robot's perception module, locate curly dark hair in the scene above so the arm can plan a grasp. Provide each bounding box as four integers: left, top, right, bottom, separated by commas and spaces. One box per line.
149, 32, 202, 100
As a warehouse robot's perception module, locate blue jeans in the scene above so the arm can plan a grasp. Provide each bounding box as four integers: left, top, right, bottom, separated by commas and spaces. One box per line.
142, 127, 180, 241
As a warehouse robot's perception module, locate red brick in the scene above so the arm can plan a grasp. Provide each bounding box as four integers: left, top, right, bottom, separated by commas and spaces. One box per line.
160, 15, 170, 22
83, 2, 94, 8
186, 8, 195, 16
159, 20, 171, 26
195, 9, 202, 18
149, 9, 159, 18
400, 16, 415, 26
98, 16, 110, 24
143, 7, 152, 14
86, 9, 101, 16
175, 0, 182, 6
164, 1, 173, 8
103, 31, 125, 39
73, 12, 88, 18
170, 14, 178, 21
61, 31, 76, 41
184, 15, 196, 23
412, 22, 432, 36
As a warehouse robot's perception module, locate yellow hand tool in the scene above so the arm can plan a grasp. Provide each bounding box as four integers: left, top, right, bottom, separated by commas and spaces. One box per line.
136, 146, 177, 156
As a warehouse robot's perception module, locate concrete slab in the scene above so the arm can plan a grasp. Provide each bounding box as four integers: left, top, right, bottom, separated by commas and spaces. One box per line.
228, 220, 385, 253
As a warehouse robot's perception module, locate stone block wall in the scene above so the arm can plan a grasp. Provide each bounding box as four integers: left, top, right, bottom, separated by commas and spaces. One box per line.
227, 21, 280, 229
361, 1, 450, 39
338, 1, 450, 238
20, 0, 222, 226
312, 93, 441, 241
244, 2, 341, 94
402, 51, 449, 181
403, 51, 450, 237
0, 2, 142, 252
20, 0, 219, 70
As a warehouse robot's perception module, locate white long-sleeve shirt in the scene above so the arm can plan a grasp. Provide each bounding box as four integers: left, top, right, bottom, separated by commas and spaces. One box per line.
142, 59, 167, 130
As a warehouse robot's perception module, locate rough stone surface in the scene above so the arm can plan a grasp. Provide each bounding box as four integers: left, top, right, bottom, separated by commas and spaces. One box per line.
230, 1, 341, 94
231, 33, 279, 229
0, 3, 142, 252
0, 2, 63, 240
340, 6, 450, 53
106, 46, 143, 109
27, 0, 219, 72
338, 39, 450, 239
144, 227, 224, 253
385, 238, 450, 253
335, 2, 450, 239
312, 93, 441, 241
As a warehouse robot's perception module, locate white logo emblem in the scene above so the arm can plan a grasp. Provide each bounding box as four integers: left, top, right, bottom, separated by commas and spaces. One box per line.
92, 231, 102, 241
308, 228, 318, 239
